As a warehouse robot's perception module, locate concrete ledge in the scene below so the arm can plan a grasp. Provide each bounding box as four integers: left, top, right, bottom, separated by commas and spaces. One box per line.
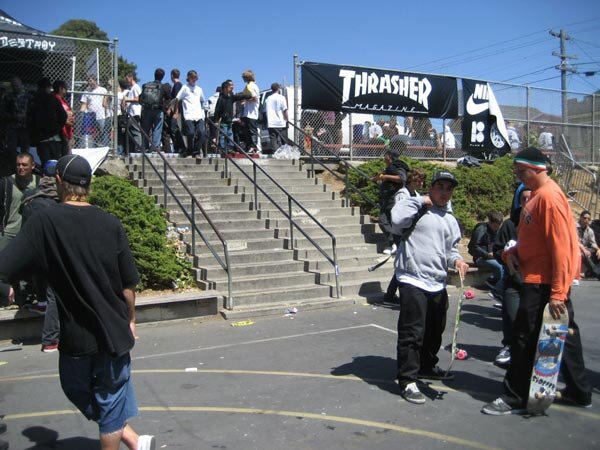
0, 290, 221, 342
220, 297, 358, 321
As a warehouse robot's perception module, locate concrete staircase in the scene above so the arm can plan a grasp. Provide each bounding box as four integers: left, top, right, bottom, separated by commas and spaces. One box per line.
128, 156, 394, 316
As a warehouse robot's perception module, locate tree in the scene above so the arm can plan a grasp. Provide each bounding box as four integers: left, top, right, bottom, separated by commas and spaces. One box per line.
52, 19, 137, 82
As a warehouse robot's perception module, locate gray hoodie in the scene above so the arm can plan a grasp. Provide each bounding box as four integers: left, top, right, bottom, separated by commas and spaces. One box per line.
391, 196, 462, 292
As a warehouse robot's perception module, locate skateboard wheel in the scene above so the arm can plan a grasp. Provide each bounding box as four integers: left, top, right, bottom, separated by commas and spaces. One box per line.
456, 349, 468, 360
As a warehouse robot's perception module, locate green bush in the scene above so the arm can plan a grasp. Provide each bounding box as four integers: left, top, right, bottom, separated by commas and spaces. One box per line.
346, 155, 517, 236
89, 175, 193, 290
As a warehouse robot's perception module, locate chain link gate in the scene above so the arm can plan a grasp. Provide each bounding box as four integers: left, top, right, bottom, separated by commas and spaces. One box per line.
1, 28, 118, 161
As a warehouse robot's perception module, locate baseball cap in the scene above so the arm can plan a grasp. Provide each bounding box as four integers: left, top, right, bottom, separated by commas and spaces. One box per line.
56, 155, 92, 186
385, 148, 400, 159
42, 159, 58, 177
430, 170, 458, 187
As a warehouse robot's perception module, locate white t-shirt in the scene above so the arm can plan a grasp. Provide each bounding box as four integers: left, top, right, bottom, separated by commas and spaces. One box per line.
242, 82, 260, 119
127, 83, 142, 117
265, 92, 287, 128
538, 131, 553, 150
176, 83, 206, 121
81, 86, 108, 120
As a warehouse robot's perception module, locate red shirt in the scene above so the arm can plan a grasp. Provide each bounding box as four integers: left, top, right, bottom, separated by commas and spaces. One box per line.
54, 94, 73, 140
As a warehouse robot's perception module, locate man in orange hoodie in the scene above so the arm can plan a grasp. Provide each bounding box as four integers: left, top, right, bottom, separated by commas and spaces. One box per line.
482, 147, 592, 415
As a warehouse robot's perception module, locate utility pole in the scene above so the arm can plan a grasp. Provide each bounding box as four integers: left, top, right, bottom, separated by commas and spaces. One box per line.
550, 29, 577, 123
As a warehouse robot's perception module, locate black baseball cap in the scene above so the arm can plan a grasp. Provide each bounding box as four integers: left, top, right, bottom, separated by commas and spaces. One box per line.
385, 149, 400, 159
56, 155, 92, 186
430, 170, 458, 187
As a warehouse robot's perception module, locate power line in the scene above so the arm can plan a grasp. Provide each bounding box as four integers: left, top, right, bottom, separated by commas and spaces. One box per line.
524, 75, 561, 85
573, 37, 600, 49
501, 65, 556, 83
574, 73, 599, 91
573, 41, 600, 66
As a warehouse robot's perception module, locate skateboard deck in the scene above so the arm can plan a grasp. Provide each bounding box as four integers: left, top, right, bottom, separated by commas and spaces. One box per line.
526, 304, 570, 415
446, 277, 465, 375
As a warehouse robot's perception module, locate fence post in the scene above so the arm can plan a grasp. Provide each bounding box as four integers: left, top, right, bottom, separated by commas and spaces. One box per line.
592, 94, 596, 165
293, 54, 300, 145
348, 114, 353, 161
526, 86, 530, 142
112, 37, 119, 158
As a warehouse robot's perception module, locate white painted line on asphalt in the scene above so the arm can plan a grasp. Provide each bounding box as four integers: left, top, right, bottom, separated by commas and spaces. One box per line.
132, 324, 376, 361
368, 323, 398, 334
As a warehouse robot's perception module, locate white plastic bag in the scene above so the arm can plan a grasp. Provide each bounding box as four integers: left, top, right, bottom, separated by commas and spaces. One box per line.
273, 144, 300, 160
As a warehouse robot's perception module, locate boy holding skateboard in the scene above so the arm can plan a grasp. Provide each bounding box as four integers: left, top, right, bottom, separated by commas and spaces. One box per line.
482, 147, 592, 415
392, 170, 468, 404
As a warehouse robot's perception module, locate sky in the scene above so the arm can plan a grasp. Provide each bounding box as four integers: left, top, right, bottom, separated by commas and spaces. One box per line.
3, 0, 600, 96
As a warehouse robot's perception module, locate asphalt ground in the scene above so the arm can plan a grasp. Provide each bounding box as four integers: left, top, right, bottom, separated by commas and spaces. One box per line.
0, 280, 598, 450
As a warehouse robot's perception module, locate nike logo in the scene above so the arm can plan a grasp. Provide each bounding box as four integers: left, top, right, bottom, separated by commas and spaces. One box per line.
466, 95, 489, 116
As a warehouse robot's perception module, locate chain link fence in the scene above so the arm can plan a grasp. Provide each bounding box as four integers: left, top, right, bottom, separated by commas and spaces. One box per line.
292, 58, 600, 164
0, 29, 117, 164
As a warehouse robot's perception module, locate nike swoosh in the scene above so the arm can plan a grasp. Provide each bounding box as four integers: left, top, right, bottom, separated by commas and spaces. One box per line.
466, 95, 489, 116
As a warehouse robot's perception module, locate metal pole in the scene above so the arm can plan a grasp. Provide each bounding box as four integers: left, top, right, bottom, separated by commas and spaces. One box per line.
348, 114, 353, 162
253, 163, 258, 211
288, 196, 294, 250
191, 201, 196, 257
112, 38, 119, 158
163, 162, 168, 209
526, 86, 530, 145
293, 54, 300, 145
224, 243, 233, 309
442, 118, 447, 162
70, 56, 76, 109
592, 94, 596, 165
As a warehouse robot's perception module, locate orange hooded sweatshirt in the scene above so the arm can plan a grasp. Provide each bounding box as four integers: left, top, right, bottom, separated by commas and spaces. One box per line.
505, 178, 579, 301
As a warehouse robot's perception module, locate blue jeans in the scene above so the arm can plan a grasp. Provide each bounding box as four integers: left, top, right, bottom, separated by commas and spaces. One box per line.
183, 119, 206, 155
219, 123, 234, 151
475, 258, 505, 295
59, 352, 138, 434
141, 109, 164, 150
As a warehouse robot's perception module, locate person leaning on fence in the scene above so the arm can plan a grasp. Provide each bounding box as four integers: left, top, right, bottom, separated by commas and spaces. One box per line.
392, 170, 469, 405
0, 155, 156, 450
372, 148, 408, 255
481, 147, 592, 415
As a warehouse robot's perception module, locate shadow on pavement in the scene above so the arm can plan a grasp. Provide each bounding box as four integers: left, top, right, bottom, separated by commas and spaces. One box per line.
444, 371, 503, 402
330, 355, 400, 395
22, 426, 97, 450
444, 343, 500, 363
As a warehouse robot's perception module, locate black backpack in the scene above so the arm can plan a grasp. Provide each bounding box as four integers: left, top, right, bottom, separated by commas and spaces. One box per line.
139, 81, 163, 109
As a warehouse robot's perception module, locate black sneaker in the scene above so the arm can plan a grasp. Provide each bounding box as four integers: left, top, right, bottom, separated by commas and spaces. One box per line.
0, 438, 7, 450
417, 366, 454, 381
554, 389, 592, 408
400, 382, 426, 405
481, 397, 523, 415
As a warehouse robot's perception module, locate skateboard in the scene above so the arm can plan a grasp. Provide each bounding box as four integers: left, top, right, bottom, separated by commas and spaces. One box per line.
526, 304, 570, 415
446, 277, 466, 375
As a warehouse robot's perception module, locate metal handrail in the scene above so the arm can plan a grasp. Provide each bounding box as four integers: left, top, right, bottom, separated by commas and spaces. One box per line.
206, 118, 340, 298
124, 116, 233, 307
285, 122, 379, 211
553, 134, 599, 216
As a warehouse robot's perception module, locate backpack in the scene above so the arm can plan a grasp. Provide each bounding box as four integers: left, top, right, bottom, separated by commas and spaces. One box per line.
139, 81, 163, 109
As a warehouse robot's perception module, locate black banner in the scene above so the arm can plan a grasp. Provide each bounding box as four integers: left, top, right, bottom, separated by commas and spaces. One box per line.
461, 79, 509, 154
301, 62, 458, 118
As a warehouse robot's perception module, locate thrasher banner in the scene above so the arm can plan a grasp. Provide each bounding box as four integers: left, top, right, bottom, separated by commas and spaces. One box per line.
461, 79, 510, 154
301, 62, 458, 118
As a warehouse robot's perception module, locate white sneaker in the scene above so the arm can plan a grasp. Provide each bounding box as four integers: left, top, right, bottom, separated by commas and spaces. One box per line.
383, 247, 393, 255
572, 279, 580, 286
138, 435, 156, 450
390, 244, 397, 255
